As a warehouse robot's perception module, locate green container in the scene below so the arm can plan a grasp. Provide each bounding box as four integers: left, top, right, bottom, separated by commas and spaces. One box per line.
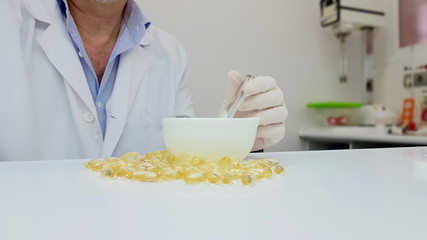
306, 102, 363, 109
306, 102, 363, 127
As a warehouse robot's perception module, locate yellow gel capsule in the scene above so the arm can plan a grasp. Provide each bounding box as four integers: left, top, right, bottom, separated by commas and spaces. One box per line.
160, 150, 172, 159
172, 165, 183, 173
132, 171, 159, 182
218, 156, 231, 168
207, 173, 220, 184
91, 161, 104, 172
126, 162, 137, 168
121, 152, 140, 161
125, 171, 133, 179
124, 167, 136, 179
240, 160, 258, 170
83, 162, 90, 169
274, 165, 285, 175
208, 163, 219, 170
137, 162, 154, 171
168, 155, 176, 163
175, 163, 192, 171
179, 155, 194, 163
199, 163, 216, 173
160, 169, 183, 181
144, 151, 162, 161
236, 171, 246, 180
184, 166, 200, 175
108, 161, 125, 171
115, 167, 128, 178
266, 159, 279, 167
152, 164, 167, 174
102, 158, 114, 164
244, 169, 263, 181
256, 160, 272, 169
241, 174, 256, 186
221, 173, 233, 185
100, 166, 115, 178
190, 157, 205, 167
262, 168, 273, 179
175, 169, 184, 179
232, 159, 242, 170
184, 171, 206, 184
143, 171, 160, 182
83, 160, 94, 169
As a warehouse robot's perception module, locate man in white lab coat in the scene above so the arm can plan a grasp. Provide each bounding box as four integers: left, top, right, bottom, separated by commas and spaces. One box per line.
0, 0, 287, 161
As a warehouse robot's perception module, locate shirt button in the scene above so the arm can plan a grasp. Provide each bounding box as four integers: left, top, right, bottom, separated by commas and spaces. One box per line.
78, 51, 83, 58
96, 102, 103, 109
84, 113, 95, 123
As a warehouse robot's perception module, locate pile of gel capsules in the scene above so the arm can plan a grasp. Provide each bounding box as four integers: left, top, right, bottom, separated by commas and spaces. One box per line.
84, 151, 285, 186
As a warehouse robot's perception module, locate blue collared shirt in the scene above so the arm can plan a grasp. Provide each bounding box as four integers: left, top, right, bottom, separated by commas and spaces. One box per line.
57, 0, 150, 137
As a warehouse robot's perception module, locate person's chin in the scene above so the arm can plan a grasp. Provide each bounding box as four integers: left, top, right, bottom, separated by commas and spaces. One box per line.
92, 0, 118, 3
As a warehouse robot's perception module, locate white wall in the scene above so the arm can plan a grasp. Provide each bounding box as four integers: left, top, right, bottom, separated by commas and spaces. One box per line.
136, 0, 371, 152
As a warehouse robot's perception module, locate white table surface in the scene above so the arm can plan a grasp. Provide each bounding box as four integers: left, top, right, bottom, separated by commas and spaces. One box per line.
1, 148, 427, 240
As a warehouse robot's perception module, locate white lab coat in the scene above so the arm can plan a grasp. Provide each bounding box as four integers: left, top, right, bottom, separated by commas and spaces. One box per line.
0, 0, 195, 161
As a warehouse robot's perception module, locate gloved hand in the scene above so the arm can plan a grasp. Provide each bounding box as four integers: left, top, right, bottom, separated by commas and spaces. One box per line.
225, 70, 288, 151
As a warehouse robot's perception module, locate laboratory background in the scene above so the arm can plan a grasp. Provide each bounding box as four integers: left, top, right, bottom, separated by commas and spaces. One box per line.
140, 0, 427, 151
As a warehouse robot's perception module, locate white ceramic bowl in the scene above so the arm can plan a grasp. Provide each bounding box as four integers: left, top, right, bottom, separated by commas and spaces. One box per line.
163, 118, 259, 162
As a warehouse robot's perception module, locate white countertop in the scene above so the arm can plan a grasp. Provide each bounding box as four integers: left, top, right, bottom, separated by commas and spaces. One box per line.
1, 148, 427, 240
299, 127, 427, 145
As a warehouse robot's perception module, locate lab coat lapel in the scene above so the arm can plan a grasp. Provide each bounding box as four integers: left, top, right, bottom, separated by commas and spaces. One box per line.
36, 21, 96, 118
23, 0, 56, 24
102, 44, 153, 156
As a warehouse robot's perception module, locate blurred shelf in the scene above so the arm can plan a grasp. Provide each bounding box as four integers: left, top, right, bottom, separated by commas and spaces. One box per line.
299, 127, 427, 150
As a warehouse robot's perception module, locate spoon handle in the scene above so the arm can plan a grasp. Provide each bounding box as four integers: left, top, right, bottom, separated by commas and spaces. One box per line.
217, 75, 253, 118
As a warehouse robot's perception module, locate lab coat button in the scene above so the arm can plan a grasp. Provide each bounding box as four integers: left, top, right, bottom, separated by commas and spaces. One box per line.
96, 102, 103, 109
84, 113, 95, 123
78, 51, 83, 58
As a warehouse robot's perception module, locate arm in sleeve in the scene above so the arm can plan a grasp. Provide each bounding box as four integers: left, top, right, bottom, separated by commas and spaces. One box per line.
174, 48, 195, 118
175, 41, 195, 118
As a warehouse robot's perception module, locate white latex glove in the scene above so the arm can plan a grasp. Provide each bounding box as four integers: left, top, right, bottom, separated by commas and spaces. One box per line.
226, 70, 288, 151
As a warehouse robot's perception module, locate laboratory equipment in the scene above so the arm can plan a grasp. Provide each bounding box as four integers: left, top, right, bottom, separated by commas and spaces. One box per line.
404, 64, 427, 71
306, 102, 399, 127
306, 102, 363, 126
421, 90, 427, 126
353, 105, 400, 126
217, 75, 253, 118
401, 98, 415, 127
320, 0, 385, 104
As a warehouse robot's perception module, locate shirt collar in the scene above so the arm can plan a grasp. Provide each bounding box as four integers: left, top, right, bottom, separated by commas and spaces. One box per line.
57, 0, 151, 38
121, 0, 151, 43
57, 0, 66, 15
